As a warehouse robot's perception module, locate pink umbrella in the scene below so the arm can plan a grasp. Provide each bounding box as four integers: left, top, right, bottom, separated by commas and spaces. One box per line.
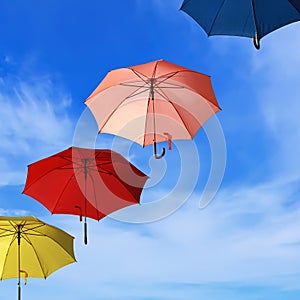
85, 59, 221, 159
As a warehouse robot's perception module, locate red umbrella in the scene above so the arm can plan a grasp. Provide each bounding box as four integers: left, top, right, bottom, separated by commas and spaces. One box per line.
84, 59, 220, 159
22, 146, 148, 244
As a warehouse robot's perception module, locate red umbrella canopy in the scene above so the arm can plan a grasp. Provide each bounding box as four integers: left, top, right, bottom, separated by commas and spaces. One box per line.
23, 147, 148, 244
23, 147, 148, 220
84, 59, 220, 159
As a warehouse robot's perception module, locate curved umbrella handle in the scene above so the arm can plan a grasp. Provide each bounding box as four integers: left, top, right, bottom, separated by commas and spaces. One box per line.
153, 142, 165, 159
253, 32, 260, 50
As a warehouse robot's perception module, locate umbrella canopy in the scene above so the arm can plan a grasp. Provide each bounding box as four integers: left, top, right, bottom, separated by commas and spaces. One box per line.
84, 59, 220, 159
180, 0, 300, 49
0, 216, 76, 300
289, 0, 300, 12
22, 147, 148, 244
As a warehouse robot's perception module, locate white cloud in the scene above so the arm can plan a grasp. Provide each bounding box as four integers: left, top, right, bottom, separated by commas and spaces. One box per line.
0, 72, 74, 186
250, 23, 300, 176
17, 173, 299, 300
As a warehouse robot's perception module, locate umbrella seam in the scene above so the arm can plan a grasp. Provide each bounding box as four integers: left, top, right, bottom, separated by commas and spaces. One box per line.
23, 234, 48, 278
156, 70, 220, 109
23, 161, 72, 192
27, 227, 75, 260
91, 163, 142, 204
0, 233, 17, 280
96, 80, 147, 132
50, 172, 79, 213
156, 87, 193, 139
152, 60, 159, 78
208, 0, 227, 36
251, 0, 259, 36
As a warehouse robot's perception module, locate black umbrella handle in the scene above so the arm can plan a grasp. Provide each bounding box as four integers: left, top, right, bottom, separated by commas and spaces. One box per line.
253, 33, 260, 50
84, 220, 88, 245
153, 142, 165, 159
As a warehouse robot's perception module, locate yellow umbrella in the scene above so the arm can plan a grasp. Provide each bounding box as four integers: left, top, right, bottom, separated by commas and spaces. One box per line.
0, 216, 76, 300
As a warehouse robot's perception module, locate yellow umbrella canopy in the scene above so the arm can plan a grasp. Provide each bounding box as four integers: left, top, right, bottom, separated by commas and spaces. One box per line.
0, 216, 76, 299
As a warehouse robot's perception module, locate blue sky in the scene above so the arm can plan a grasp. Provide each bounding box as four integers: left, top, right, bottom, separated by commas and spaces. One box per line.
1, 0, 300, 299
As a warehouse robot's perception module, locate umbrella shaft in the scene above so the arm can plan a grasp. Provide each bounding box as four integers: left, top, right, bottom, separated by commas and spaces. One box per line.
151, 89, 157, 143
17, 225, 21, 300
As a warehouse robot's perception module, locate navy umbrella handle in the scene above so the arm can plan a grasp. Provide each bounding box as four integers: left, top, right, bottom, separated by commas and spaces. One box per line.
253, 32, 260, 50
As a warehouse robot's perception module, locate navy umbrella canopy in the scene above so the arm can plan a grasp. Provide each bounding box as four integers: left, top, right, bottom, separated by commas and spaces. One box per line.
180, 0, 300, 49
289, 0, 300, 12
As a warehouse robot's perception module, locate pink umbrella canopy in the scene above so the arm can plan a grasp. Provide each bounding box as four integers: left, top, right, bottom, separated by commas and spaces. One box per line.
84, 59, 221, 159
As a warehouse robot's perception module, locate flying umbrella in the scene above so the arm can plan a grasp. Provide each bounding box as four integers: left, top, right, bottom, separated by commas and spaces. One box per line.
84, 59, 220, 159
22, 147, 148, 244
180, 0, 300, 49
0, 216, 76, 300
289, 0, 300, 12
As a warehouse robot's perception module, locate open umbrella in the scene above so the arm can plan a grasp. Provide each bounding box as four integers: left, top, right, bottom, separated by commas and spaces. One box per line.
180, 0, 300, 49
84, 59, 220, 159
0, 216, 76, 300
289, 0, 300, 12
22, 147, 148, 244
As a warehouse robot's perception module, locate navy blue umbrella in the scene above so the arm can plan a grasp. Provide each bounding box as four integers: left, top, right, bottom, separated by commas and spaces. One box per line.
180, 0, 300, 49
289, 0, 300, 12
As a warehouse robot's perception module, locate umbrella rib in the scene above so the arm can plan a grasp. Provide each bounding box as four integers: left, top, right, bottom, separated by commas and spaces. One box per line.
98, 83, 148, 132
130, 69, 150, 85
155, 71, 179, 85
51, 172, 79, 213
22, 224, 45, 234
122, 87, 151, 100
0, 227, 18, 236
157, 87, 193, 138
23, 161, 72, 192
0, 234, 17, 280
93, 166, 112, 175
0, 221, 31, 281
90, 162, 140, 206
119, 83, 148, 88
157, 74, 220, 110
154, 88, 172, 102
156, 70, 219, 106
152, 60, 159, 78
207, 0, 226, 35
23, 228, 75, 274
22, 234, 48, 278
56, 155, 84, 168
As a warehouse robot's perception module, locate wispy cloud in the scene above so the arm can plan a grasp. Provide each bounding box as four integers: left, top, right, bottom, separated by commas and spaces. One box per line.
24, 172, 300, 299
250, 24, 300, 176
0, 64, 74, 186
